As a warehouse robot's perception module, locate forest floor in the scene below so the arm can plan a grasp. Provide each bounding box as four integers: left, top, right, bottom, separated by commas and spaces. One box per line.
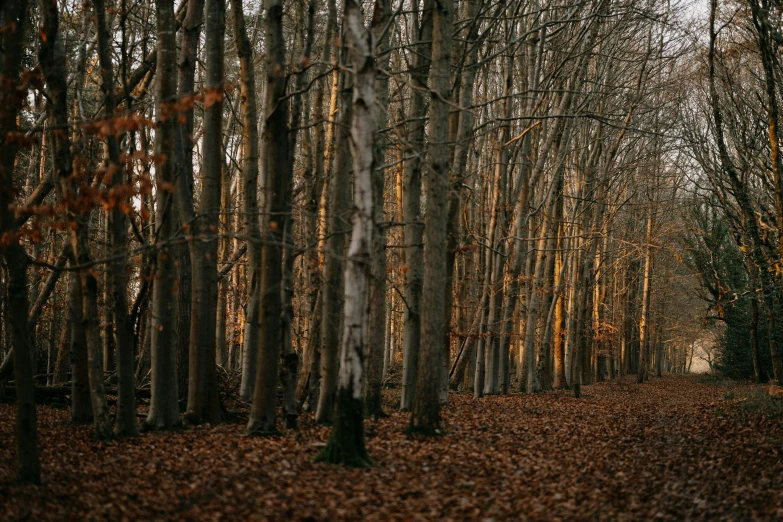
3, 374, 783, 521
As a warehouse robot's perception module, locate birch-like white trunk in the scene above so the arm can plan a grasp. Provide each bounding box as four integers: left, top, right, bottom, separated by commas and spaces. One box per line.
315, 0, 375, 467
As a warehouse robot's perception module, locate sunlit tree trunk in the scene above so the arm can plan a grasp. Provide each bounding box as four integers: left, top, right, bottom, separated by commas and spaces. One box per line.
316, 64, 352, 425
637, 213, 653, 384
296, 0, 337, 411
230, 0, 261, 403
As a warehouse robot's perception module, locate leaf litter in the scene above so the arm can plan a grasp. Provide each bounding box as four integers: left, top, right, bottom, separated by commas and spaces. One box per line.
2, 375, 783, 521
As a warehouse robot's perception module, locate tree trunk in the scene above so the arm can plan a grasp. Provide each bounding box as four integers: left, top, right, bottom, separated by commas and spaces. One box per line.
177, 0, 224, 426
315, 63, 352, 425
400, 0, 433, 412
67, 265, 92, 422
410, 0, 452, 435
315, 0, 375, 466
93, 0, 138, 437
145, 0, 182, 430
230, 0, 262, 403
248, 0, 292, 435
295, 0, 335, 412
174, 0, 204, 409
0, 0, 40, 482
364, 0, 391, 419
637, 213, 653, 384
449, 0, 481, 393
553, 218, 566, 388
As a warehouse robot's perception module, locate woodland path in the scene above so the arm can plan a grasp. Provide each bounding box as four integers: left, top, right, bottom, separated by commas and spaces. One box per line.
2, 375, 783, 521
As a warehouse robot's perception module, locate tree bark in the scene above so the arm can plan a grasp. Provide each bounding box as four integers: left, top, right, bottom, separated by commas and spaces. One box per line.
93, 0, 138, 437
315, 0, 376, 465
0, 0, 40, 482
296, 0, 336, 412
177, 0, 224, 426
174, 0, 204, 409
400, 0, 433, 412
230, 0, 262, 402
248, 0, 292, 435
145, 0, 181, 430
637, 213, 653, 384
364, 0, 391, 419
410, 0, 452, 435
315, 63, 352, 425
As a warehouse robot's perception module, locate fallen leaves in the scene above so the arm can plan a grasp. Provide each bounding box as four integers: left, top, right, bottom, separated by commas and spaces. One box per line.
2, 375, 783, 521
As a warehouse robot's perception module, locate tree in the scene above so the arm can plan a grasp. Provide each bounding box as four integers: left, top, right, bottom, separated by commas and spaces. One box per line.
399, 0, 433, 412
178, 0, 224, 426
410, 0, 452, 435
0, 0, 40, 484
92, 0, 137, 437
315, 0, 376, 466
248, 0, 292, 435
145, 0, 182, 430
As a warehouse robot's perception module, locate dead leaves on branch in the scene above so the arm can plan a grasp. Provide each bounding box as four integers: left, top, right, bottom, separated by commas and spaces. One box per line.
3, 375, 783, 520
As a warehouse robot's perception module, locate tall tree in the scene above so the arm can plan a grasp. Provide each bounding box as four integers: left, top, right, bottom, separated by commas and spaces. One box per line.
315, 59, 352, 425
1, 0, 40, 484
93, 0, 138, 437
145, 0, 182, 430
315, 0, 376, 466
178, 0, 224, 426
365, 0, 391, 419
400, 0, 433, 412
248, 0, 292, 435
174, 0, 204, 407
410, 0, 452, 435
230, 0, 260, 407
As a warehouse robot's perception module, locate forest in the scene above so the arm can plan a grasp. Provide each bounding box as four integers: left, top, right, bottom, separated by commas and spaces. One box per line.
2, 0, 783, 519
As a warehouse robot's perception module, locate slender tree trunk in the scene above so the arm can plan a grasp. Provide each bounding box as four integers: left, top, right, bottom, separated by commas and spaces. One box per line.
0, 0, 39, 482
449, 0, 481, 393
400, 0, 433, 411
637, 213, 653, 384
93, 0, 138, 437
315, 64, 352, 425
174, 0, 204, 408
145, 0, 181, 430
748, 262, 762, 382
410, 0, 452, 435
365, 0, 391, 419
230, 0, 262, 403
315, 0, 376, 465
296, 0, 336, 411
248, 0, 292, 435
177, 0, 224, 426
66, 263, 92, 422
553, 218, 566, 388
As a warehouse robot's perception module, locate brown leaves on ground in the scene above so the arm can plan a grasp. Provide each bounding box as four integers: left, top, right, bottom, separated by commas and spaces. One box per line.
3, 375, 783, 521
